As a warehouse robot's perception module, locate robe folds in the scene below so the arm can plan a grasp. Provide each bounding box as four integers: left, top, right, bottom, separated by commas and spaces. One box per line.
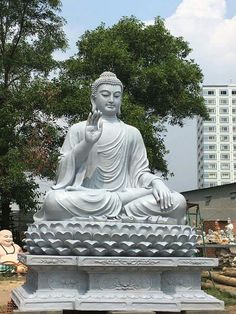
34, 120, 186, 224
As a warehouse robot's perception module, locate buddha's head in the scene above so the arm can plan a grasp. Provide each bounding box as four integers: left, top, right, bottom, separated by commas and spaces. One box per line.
91, 72, 123, 116
0, 229, 13, 247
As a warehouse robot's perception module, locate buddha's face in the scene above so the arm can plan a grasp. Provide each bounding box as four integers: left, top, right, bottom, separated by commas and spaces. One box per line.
0, 230, 13, 247
93, 84, 122, 116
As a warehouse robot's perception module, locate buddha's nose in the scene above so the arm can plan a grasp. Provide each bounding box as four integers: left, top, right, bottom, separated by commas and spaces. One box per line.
108, 95, 114, 103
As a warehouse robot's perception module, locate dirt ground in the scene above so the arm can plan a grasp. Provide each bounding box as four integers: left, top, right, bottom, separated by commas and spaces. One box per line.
1, 278, 236, 312
0, 277, 25, 307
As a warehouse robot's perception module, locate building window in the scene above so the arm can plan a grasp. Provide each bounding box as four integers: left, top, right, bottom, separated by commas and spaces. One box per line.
233, 126, 236, 132
233, 117, 236, 123
207, 99, 216, 104
221, 163, 230, 170
204, 144, 216, 151
204, 126, 216, 132
232, 90, 236, 95
204, 135, 216, 142
204, 154, 216, 160
220, 135, 229, 141
232, 99, 236, 104
209, 145, 216, 150
204, 163, 217, 169
208, 108, 215, 114
220, 99, 228, 105
232, 108, 236, 114
220, 90, 228, 95
233, 136, 236, 142
220, 117, 229, 123
209, 173, 217, 178
220, 144, 229, 150
204, 90, 215, 96
221, 126, 229, 132
221, 173, 230, 179
206, 154, 216, 160
204, 182, 217, 188
220, 108, 228, 114
204, 173, 217, 179
221, 153, 230, 160
205, 116, 216, 123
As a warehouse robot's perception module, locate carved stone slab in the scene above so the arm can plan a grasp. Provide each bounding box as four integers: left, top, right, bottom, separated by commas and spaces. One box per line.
12, 255, 224, 312
18, 254, 218, 268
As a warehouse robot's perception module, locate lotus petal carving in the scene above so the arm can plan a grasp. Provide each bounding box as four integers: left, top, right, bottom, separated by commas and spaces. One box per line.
24, 221, 197, 257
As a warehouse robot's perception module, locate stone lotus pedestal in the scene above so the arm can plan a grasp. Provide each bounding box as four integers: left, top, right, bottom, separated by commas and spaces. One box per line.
11, 221, 224, 312
22, 221, 198, 257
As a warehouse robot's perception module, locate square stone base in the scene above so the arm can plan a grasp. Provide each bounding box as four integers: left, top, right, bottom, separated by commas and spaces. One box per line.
12, 255, 224, 312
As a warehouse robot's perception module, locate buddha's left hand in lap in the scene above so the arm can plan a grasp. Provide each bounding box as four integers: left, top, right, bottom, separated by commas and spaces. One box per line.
151, 179, 173, 211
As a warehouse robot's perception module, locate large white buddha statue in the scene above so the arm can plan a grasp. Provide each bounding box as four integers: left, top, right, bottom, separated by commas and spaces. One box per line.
34, 72, 186, 225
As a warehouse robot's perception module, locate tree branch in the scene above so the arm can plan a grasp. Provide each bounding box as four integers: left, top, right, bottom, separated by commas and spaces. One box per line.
4, 0, 30, 87
9, 0, 30, 58
0, 14, 5, 53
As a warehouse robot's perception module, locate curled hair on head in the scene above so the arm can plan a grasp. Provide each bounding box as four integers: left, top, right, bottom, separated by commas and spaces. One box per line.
91, 71, 123, 98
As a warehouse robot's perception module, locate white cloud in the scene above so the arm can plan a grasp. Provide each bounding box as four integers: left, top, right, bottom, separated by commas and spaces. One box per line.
164, 0, 236, 84
172, 0, 226, 19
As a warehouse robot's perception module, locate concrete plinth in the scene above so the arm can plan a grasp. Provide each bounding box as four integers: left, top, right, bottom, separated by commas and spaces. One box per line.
12, 255, 224, 313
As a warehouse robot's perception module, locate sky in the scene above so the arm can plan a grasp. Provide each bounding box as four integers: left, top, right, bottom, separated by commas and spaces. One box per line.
54, 0, 236, 192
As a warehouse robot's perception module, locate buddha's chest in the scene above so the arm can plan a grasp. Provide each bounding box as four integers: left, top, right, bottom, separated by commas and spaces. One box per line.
98, 123, 122, 146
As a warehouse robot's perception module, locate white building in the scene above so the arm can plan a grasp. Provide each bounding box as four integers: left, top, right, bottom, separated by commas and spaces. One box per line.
197, 84, 236, 188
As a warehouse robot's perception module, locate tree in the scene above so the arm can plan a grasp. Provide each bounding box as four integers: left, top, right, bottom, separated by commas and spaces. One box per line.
0, 0, 67, 229
58, 16, 208, 175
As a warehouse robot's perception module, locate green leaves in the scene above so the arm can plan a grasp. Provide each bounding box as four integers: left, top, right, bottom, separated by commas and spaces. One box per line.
0, 0, 67, 86
0, 0, 67, 228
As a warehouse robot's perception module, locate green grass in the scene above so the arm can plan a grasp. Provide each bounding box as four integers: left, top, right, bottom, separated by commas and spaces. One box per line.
204, 287, 236, 306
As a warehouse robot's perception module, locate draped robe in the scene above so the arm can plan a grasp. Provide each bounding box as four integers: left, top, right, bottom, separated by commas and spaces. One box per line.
34, 120, 186, 224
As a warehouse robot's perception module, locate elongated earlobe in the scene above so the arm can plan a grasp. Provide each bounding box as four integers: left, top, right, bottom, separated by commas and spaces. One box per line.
91, 96, 96, 112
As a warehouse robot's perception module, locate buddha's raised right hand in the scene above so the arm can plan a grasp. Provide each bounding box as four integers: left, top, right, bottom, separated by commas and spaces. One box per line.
85, 110, 103, 144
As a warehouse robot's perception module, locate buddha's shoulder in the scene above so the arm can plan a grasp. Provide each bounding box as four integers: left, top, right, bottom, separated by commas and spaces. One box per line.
123, 123, 142, 136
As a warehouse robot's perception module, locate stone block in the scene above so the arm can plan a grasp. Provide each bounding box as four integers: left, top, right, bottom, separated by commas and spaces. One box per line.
11, 255, 224, 313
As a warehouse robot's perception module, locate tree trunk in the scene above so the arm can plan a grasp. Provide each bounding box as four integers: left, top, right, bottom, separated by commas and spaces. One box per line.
222, 270, 236, 278
208, 273, 236, 287
0, 197, 11, 230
